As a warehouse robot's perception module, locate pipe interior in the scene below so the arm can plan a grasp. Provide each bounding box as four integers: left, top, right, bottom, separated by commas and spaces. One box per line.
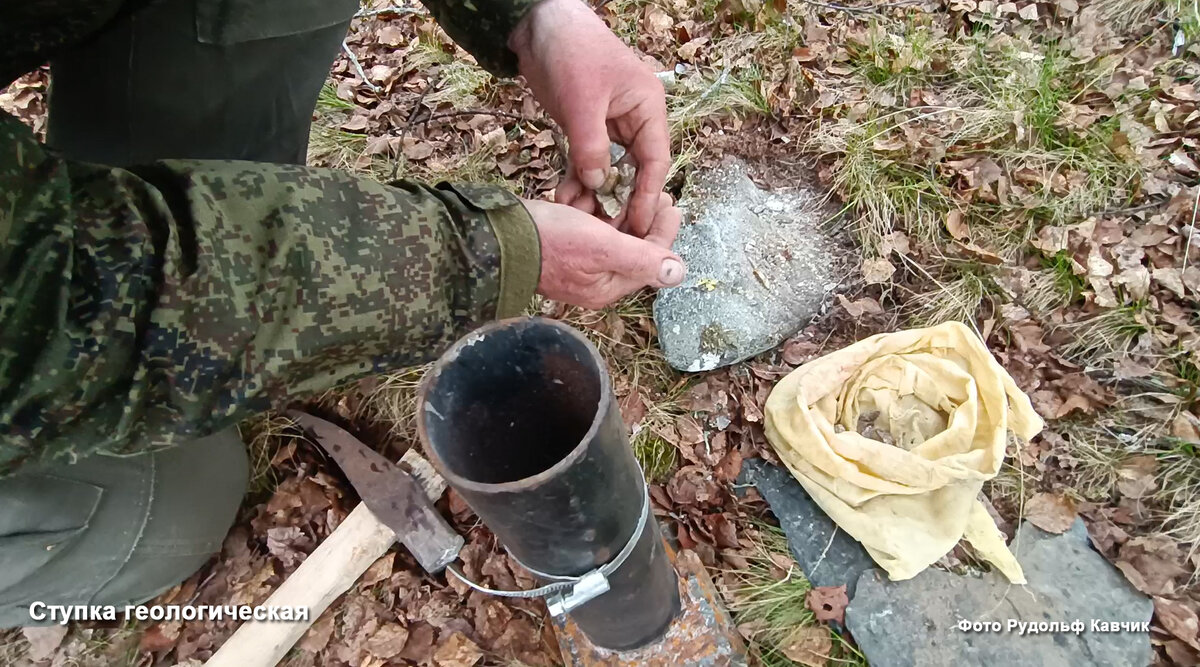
423, 323, 603, 484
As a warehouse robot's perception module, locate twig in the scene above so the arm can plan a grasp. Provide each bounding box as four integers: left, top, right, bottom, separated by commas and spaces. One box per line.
342, 41, 380, 93
1094, 200, 1168, 217
808, 527, 839, 578
1184, 186, 1199, 267
390, 72, 442, 181
418, 109, 531, 125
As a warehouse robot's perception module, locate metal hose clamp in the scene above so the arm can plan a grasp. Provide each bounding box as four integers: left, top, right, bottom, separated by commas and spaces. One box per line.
445, 481, 652, 616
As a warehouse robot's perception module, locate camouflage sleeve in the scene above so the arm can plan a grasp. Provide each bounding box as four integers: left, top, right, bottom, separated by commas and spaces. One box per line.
417, 0, 542, 76
0, 111, 541, 475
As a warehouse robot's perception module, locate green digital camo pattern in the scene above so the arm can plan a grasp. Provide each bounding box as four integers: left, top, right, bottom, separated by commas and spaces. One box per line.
0, 112, 540, 476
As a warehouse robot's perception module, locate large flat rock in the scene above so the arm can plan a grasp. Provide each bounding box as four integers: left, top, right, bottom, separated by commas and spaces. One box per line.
737, 459, 874, 595
653, 159, 835, 372
845, 519, 1153, 667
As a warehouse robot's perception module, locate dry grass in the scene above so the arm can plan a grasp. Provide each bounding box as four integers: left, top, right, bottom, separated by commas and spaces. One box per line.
1057, 306, 1150, 367
239, 412, 304, 497
723, 523, 866, 667
1156, 443, 1200, 554
0, 631, 27, 665
667, 66, 772, 138
405, 40, 495, 111
1056, 419, 1138, 501
1091, 0, 1199, 38
906, 266, 992, 327
364, 364, 432, 443
807, 117, 951, 253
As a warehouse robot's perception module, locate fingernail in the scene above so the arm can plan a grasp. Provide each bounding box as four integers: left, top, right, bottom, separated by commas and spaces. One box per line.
581, 169, 607, 189
659, 258, 684, 286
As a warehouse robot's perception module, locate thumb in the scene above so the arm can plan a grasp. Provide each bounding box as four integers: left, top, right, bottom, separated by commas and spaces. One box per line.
564, 114, 615, 191
605, 232, 686, 289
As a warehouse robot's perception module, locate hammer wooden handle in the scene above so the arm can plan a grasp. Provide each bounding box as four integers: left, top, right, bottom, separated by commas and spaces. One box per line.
205, 450, 446, 667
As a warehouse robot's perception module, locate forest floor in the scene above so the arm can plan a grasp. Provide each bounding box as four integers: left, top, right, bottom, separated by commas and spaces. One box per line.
1, 0, 1199, 664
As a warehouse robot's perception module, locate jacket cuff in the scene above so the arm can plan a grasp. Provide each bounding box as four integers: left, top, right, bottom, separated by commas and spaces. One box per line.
444, 184, 541, 317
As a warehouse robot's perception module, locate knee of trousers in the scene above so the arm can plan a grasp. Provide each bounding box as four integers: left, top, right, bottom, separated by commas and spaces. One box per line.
0, 428, 249, 627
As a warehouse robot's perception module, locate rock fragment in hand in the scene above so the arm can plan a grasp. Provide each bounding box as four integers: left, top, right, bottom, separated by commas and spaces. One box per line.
595, 162, 637, 218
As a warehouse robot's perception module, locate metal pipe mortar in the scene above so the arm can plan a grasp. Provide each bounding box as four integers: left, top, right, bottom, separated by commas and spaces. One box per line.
417, 317, 680, 650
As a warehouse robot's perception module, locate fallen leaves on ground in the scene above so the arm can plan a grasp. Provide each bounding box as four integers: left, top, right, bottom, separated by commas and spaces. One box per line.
432, 631, 483, 667
779, 625, 834, 666
20, 627, 66, 662
1024, 492, 1079, 534
806, 585, 849, 624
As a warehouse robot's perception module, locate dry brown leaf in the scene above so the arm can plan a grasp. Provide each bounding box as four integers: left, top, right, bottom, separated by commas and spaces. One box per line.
1025, 492, 1078, 533
1154, 597, 1200, 650
955, 240, 1005, 264
403, 140, 435, 160
1116, 536, 1191, 596
366, 624, 410, 659
862, 257, 895, 284
1171, 414, 1200, 442
807, 585, 849, 623
837, 294, 884, 318
1116, 455, 1158, 499
768, 551, 797, 573
360, 553, 394, 588
676, 416, 705, 445
299, 611, 337, 653
1163, 638, 1200, 665
783, 338, 821, 365
619, 389, 647, 428
707, 513, 740, 549
945, 210, 970, 240
531, 128, 556, 148
434, 631, 483, 667
678, 37, 708, 60
400, 622, 437, 663
22, 626, 68, 662
779, 626, 833, 666
643, 5, 676, 35
1085, 517, 1129, 555
880, 230, 911, 256
1055, 394, 1093, 418
138, 621, 181, 653
341, 115, 369, 132
667, 465, 722, 507
714, 448, 744, 483
377, 26, 406, 47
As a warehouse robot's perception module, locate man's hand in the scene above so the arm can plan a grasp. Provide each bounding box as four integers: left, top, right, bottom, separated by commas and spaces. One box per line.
509, 0, 671, 241
524, 196, 684, 310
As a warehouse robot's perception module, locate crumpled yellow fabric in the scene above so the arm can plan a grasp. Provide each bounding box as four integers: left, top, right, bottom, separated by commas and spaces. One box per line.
763, 321, 1043, 583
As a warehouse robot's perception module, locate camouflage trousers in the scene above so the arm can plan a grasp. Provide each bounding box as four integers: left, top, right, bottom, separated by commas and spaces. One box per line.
0, 0, 355, 627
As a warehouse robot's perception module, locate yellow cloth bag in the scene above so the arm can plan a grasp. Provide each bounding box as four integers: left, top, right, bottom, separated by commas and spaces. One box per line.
763, 321, 1043, 583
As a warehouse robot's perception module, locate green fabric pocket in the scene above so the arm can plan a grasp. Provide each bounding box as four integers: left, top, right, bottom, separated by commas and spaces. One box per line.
195, 0, 360, 44
0, 475, 103, 595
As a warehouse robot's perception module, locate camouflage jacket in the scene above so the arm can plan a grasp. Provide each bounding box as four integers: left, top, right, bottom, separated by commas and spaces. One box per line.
0, 0, 542, 476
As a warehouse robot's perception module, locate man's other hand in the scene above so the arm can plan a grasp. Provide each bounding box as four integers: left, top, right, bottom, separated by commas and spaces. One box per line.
509, 0, 671, 241
524, 197, 684, 310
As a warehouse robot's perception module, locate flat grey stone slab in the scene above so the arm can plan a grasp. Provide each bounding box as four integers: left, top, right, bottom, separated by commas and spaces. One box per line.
654, 159, 835, 372
737, 459, 874, 595
845, 519, 1153, 667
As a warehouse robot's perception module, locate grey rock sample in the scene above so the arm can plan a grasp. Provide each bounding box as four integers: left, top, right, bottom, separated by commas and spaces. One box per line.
845, 519, 1153, 667
738, 458, 874, 595
654, 159, 835, 372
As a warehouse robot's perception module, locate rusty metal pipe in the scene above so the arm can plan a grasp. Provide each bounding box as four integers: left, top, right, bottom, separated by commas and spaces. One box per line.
417, 317, 680, 650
